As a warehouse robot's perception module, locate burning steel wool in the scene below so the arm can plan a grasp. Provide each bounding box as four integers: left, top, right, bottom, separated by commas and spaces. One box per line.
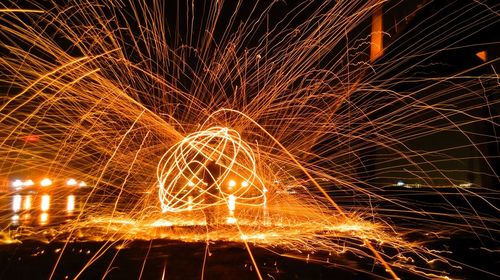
0, 0, 499, 279
157, 126, 267, 214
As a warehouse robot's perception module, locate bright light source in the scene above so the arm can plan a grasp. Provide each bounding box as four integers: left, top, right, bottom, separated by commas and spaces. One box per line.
24, 179, 34, 186
187, 181, 195, 187
396, 180, 404, 187
228, 194, 236, 211
78, 181, 87, 187
23, 195, 32, 210
226, 217, 237, 224
22, 213, 31, 221
228, 180, 236, 188
66, 178, 77, 186
12, 195, 21, 212
40, 213, 48, 225
40, 178, 52, 187
241, 181, 249, 187
67, 195, 75, 213
187, 195, 193, 210
12, 179, 23, 188
41, 195, 50, 211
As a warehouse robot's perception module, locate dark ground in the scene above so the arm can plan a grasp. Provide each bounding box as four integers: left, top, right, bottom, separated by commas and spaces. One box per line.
0, 231, 498, 280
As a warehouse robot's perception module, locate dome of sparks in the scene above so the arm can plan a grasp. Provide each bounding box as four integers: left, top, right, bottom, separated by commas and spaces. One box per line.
157, 127, 266, 213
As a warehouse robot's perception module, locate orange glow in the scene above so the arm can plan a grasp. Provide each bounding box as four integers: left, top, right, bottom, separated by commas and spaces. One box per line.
370, 5, 384, 62
476, 50, 487, 62
24, 135, 40, 142
158, 127, 266, 213
228, 180, 237, 188
40, 213, 49, 225
23, 195, 32, 210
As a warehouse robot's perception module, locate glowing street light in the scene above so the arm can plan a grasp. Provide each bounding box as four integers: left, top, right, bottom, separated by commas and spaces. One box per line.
241, 181, 249, 187
12, 179, 23, 188
228, 180, 236, 189
40, 178, 52, 187
66, 178, 77, 186
24, 179, 34, 186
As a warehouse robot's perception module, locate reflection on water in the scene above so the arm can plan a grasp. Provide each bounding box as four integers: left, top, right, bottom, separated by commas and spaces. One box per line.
67, 195, 75, 213
41, 195, 50, 212
9, 193, 81, 227
40, 212, 49, 225
12, 195, 21, 212
23, 195, 32, 210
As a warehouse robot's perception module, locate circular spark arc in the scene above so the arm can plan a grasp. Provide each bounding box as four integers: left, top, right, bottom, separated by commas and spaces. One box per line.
157, 126, 266, 213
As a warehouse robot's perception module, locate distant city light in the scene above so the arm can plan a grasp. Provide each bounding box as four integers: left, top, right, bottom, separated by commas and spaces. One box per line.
67, 195, 75, 212
12, 179, 36, 188
24, 179, 34, 186
12, 195, 21, 212
241, 181, 249, 187
41, 195, 50, 211
40, 178, 52, 187
78, 181, 87, 187
66, 178, 77, 186
228, 180, 237, 188
187, 181, 195, 187
396, 180, 405, 187
12, 179, 23, 188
